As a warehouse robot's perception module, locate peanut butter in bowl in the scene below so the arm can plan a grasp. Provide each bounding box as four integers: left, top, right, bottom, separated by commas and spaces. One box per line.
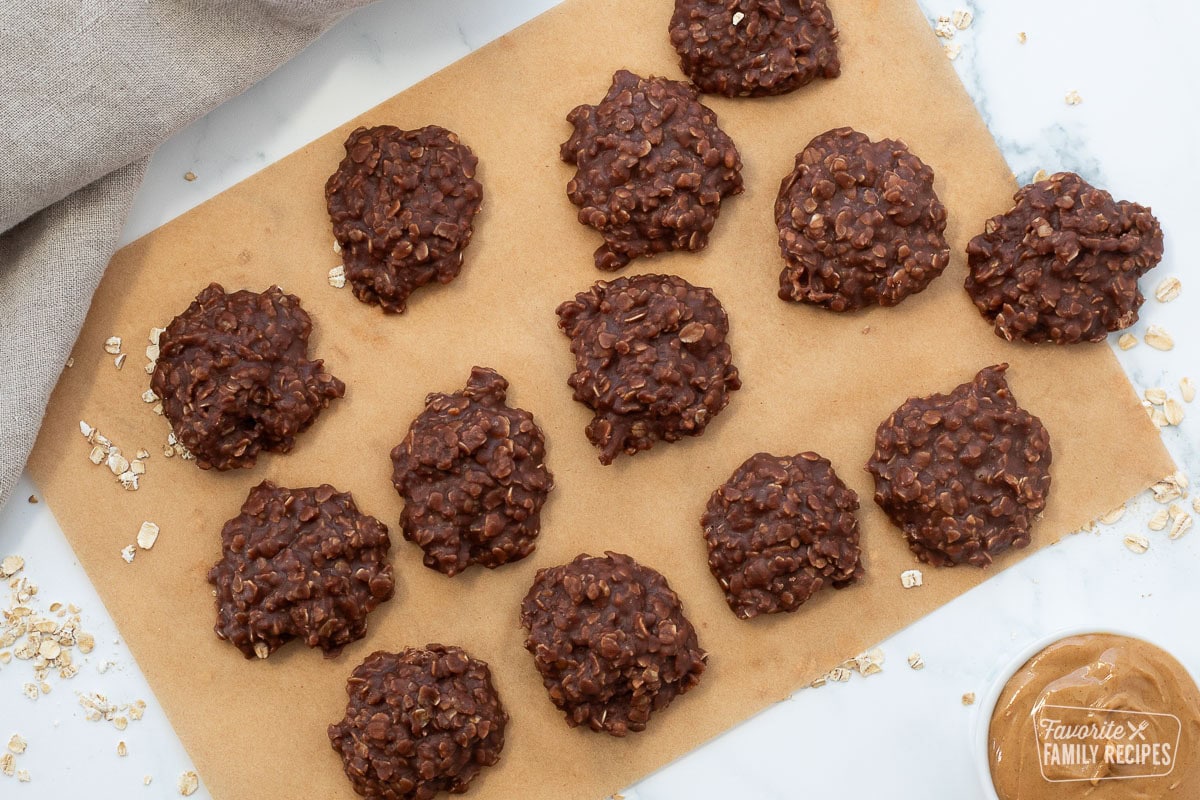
988, 633, 1200, 799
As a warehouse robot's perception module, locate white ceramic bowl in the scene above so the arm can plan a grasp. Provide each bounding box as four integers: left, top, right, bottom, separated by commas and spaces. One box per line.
971, 626, 1166, 800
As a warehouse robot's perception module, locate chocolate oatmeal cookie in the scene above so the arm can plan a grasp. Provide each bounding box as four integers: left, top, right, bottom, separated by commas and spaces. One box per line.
208, 481, 394, 659
867, 365, 1052, 568
702, 452, 862, 619
520, 552, 706, 736
325, 125, 483, 313
555, 274, 741, 464
965, 171, 1164, 344
329, 645, 507, 800
561, 70, 743, 270
776, 127, 950, 311
669, 0, 841, 97
151, 283, 344, 471
390, 367, 554, 577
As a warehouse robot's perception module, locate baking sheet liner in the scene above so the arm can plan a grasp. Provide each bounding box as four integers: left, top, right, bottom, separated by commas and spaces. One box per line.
28, 0, 1174, 797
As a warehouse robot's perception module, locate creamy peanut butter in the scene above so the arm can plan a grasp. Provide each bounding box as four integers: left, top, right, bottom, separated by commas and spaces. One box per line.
989, 634, 1200, 799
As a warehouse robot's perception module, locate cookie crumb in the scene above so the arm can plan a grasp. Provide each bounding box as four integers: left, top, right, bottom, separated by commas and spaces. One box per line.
183, 171, 197, 182
962, 692, 976, 706
27, 495, 37, 504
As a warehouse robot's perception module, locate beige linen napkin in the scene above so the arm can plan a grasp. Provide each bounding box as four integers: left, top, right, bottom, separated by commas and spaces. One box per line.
0, 0, 374, 508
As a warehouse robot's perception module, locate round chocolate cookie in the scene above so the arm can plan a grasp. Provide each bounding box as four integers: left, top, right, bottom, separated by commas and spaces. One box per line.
520, 552, 706, 737
561, 69, 743, 271
965, 171, 1164, 344
866, 365, 1052, 568
329, 645, 507, 800
702, 451, 862, 619
207, 480, 395, 659
325, 125, 483, 313
669, 0, 841, 97
151, 283, 345, 471
555, 273, 741, 464
776, 127, 950, 311
390, 367, 554, 577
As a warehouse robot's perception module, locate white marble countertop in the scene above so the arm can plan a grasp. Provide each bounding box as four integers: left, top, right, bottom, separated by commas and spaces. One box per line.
2, 1, 1196, 797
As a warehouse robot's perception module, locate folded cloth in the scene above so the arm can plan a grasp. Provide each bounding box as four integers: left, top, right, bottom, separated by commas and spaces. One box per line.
0, 0, 373, 508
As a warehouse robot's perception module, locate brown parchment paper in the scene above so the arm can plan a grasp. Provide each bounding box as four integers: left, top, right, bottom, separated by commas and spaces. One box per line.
28, 0, 1174, 797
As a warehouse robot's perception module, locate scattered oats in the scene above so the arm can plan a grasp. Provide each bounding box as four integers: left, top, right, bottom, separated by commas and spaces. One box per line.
827, 666, 852, 683
7, 734, 26, 755
1065, 90, 1082, 106
1144, 325, 1174, 351
145, 343, 160, 363
79, 420, 93, 439
114, 716, 129, 731
149, 327, 166, 345
16, 769, 29, 782
732, 10, 745, 25
1124, 534, 1150, 554
38, 640, 60, 660
1169, 513, 1193, 541
1194, 497, 1200, 514
944, 41, 962, 60
0, 652, 11, 664
952, 9, 972, 29
130, 699, 146, 721
253, 641, 270, 660
118, 741, 128, 757
1151, 473, 1188, 503
332, 239, 342, 255
1099, 504, 1126, 525
141, 389, 158, 403
130, 460, 146, 476
1, 556, 24, 578
1148, 509, 1169, 531
1181, 378, 1195, 403
1117, 333, 1138, 350
900, 569, 923, 588
103, 336, 122, 355
118, 471, 140, 491
23, 683, 38, 700
1018, 31, 1027, 44
114, 353, 127, 370
1155, 276, 1182, 303
1145, 387, 1167, 405
328, 264, 346, 289
121, 546, 136, 564
77, 633, 94, 654
934, 15, 955, 39
136, 448, 150, 460
1149, 407, 1169, 428
183, 171, 197, 182
852, 648, 885, 676
106, 451, 129, 476
144, 362, 155, 375
163, 444, 175, 458
0, 753, 13, 776
1032, 168, 1049, 183
87, 445, 105, 465
145, 775, 153, 786
908, 652, 925, 670
38, 682, 50, 695
153, 403, 164, 416
1165, 398, 1184, 426
65, 357, 74, 368
179, 770, 200, 796
137, 522, 160, 550
810, 675, 827, 689
962, 692, 976, 706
